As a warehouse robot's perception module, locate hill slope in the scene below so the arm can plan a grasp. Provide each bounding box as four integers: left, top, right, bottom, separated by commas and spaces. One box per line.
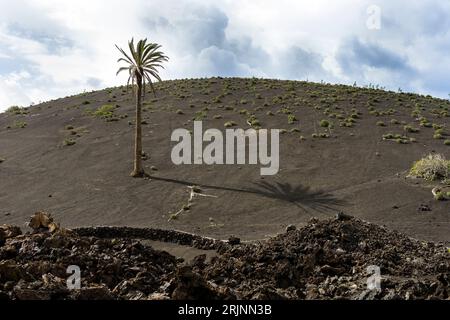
0, 78, 449, 242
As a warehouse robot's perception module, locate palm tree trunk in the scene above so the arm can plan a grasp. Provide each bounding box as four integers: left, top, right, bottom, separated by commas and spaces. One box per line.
131, 73, 145, 177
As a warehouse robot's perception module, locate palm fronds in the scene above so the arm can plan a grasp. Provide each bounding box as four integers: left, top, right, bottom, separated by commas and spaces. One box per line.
116, 38, 168, 97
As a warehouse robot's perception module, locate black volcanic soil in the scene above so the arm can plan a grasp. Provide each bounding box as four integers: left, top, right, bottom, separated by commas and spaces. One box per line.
0, 217, 448, 300
0, 78, 449, 243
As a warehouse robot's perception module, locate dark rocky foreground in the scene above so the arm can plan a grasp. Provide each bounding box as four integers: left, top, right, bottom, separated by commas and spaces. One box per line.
0, 215, 449, 300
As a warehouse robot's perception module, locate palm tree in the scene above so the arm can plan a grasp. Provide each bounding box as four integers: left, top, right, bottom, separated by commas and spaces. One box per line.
116, 38, 168, 177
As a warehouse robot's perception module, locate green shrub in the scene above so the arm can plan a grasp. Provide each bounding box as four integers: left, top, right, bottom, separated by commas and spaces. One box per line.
224, 121, 237, 128
7, 106, 28, 115
320, 120, 330, 128
278, 106, 292, 114
194, 110, 207, 121
340, 120, 353, 128
288, 114, 298, 124
434, 192, 446, 201
13, 121, 27, 128
247, 115, 261, 127
63, 138, 76, 147
376, 121, 386, 127
404, 125, 419, 133
383, 133, 409, 144
444, 139, 450, 146
93, 104, 116, 118
420, 119, 432, 127
410, 154, 450, 181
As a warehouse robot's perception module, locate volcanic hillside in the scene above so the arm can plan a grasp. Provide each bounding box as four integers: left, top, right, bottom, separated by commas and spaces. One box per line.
0, 78, 449, 243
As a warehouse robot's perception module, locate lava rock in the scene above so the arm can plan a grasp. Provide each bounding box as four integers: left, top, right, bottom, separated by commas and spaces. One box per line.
335, 212, 353, 221
286, 225, 297, 232
418, 204, 432, 212
228, 236, 241, 246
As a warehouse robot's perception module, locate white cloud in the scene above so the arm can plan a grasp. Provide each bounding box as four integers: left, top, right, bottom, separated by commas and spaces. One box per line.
0, 0, 449, 111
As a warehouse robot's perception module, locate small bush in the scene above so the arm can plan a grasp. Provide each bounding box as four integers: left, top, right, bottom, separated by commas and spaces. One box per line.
404, 125, 419, 133
444, 139, 450, 146
410, 154, 450, 181
320, 120, 330, 128
288, 114, 298, 124
420, 119, 432, 127
434, 191, 446, 201
63, 138, 76, 147
93, 104, 116, 118
194, 110, 207, 121
7, 106, 28, 115
224, 121, 237, 128
13, 121, 27, 128
383, 133, 409, 144
247, 116, 261, 127
376, 121, 386, 127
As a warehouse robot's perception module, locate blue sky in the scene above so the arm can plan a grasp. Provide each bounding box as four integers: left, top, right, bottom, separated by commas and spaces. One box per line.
0, 0, 450, 111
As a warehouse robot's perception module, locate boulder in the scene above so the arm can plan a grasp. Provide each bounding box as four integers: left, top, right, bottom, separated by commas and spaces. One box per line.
28, 212, 60, 233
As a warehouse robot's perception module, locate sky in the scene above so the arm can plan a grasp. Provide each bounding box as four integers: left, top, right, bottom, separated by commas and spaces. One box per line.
0, 0, 450, 111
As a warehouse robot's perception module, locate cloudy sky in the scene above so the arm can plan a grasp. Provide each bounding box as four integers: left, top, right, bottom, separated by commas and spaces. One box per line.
0, 0, 449, 111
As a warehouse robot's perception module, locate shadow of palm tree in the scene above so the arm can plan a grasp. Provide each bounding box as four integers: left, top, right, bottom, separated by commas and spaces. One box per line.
148, 175, 346, 214
245, 181, 346, 213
